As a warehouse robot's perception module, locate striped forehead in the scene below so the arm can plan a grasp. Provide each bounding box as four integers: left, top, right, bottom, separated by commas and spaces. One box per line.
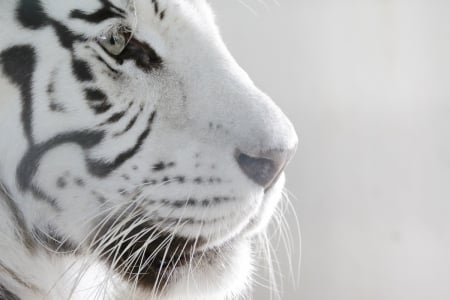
9, 0, 224, 78
37, 0, 215, 27
25, 0, 219, 48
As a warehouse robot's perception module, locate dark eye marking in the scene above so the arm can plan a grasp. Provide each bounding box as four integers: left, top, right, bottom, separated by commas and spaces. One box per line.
102, 36, 163, 73
95, 54, 119, 74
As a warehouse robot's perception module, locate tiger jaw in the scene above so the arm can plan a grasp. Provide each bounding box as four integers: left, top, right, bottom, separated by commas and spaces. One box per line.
80, 167, 284, 293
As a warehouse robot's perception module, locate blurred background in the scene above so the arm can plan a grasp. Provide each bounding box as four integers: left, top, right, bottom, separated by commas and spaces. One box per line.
209, 0, 450, 299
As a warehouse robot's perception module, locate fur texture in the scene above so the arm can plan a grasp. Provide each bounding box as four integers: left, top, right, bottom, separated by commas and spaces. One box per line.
0, 0, 297, 299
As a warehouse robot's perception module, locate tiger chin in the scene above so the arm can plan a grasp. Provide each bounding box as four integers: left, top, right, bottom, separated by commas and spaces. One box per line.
0, 0, 297, 299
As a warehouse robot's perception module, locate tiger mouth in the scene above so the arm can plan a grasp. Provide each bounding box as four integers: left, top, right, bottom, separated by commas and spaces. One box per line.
89, 184, 278, 290
102, 233, 237, 292
150, 241, 227, 272
92, 213, 238, 290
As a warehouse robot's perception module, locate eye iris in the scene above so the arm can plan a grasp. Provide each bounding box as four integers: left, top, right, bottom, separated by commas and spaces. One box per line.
98, 29, 128, 56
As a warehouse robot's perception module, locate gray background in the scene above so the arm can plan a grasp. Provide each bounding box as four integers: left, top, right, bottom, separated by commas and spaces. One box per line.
210, 1, 450, 299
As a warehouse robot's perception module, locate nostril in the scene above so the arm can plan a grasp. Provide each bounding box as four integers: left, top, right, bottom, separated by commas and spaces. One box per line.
235, 148, 295, 190
236, 153, 276, 188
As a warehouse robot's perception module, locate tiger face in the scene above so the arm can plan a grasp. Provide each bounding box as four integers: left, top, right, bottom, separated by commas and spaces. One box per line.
0, 0, 297, 299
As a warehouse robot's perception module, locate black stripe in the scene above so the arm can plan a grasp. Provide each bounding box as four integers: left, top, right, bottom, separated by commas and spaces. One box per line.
70, 0, 124, 23
49, 20, 85, 50
113, 109, 141, 136
47, 70, 67, 112
101, 0, 125, 14
85, 88, 107, 101
46, 76, 55, 97
17, 131, 105, 191
0, 45, 36, 145
99, 102, 132, 126
30, 185, 60, 211
16, 0, 48, 29
72, 58, 94, 82
70, 8, 122, 23
152, 0, 159, 14
84, 88, 112, 114
0, 284, 20, 300
88, 112, 156, 177
16, 1, 85, 50
95, 55, 119, 74
101, 111, 126, 124
91, 102, 112, 114
116, 113, 139, 135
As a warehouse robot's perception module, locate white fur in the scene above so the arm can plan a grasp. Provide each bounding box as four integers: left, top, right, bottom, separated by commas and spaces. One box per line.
0, 0, 297, 299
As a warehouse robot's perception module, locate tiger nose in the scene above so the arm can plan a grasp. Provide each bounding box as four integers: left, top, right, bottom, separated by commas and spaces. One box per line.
235, 146, 296, 190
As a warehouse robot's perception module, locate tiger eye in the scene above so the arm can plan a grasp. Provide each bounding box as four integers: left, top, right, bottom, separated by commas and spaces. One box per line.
97, 30, 127, 56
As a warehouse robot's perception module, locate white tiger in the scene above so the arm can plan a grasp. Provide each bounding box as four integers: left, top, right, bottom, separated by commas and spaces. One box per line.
0, 0, 298, 299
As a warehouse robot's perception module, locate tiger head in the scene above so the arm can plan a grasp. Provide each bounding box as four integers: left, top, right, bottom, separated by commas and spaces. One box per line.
0, 0, 297, 299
